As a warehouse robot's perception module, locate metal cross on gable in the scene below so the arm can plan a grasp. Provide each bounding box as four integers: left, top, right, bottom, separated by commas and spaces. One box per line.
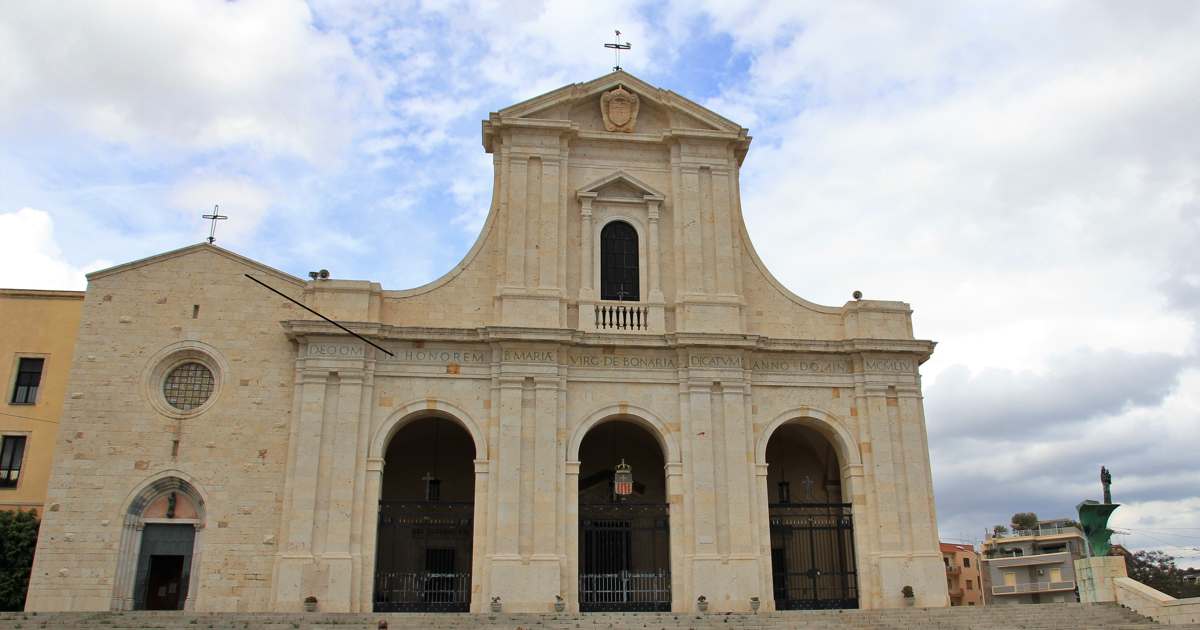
604, 29, 631, 71
202, 204, 227, 244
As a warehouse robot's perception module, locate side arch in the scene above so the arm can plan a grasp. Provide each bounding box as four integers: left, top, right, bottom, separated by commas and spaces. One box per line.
566, 403, 680, 463
369, 398, 488, 461
755, 406, 862, 470
112, 470, 208, 611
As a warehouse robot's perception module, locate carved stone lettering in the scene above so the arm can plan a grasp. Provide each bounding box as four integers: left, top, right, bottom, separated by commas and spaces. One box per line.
568, 353, 677, 369
688, 355, 743, 369
751, 357, 851, 374
307, 343, 364, 358
502, 350, 556, 363
864, 358, 913, 372
383, 349, 489, 364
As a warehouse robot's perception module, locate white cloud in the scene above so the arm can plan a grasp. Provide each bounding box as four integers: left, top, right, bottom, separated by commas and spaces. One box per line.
0, 0, 384, 161
0, 208, 111, 290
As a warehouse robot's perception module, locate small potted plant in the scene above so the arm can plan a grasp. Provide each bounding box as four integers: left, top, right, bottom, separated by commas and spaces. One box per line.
490, 595, 502, 613
750, 596, 760, 613
554, 594, 565, 613
697, 594, 708, 612
303, 595, 318, 612
901, 585, 915, 606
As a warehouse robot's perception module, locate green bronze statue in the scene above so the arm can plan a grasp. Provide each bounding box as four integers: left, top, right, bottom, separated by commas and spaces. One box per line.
1077, 466, 1119, 557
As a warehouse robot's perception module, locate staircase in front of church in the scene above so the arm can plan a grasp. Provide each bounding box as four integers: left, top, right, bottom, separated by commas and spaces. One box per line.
1, 603, 1195, 629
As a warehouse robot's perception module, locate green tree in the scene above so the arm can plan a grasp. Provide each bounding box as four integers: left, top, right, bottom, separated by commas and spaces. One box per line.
1011, 512, 1039, 531
992, 524, 1009, 536
0, 509, 39, 611
1128, 550, 1200, 599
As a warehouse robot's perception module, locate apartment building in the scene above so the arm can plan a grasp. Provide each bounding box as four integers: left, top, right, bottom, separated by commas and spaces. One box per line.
981, 518, 1085, 604
941, 542, 984, 606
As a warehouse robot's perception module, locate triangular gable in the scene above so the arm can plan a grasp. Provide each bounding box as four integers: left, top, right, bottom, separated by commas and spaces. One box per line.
498, 70, 743, 133
577, 170, 665, 201
87, 242, 305, 286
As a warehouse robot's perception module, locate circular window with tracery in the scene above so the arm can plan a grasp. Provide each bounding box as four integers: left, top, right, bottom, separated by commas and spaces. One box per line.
163, 362, 215, 411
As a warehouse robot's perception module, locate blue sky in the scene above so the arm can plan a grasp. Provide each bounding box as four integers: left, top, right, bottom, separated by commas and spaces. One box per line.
2, 1, 1199, 564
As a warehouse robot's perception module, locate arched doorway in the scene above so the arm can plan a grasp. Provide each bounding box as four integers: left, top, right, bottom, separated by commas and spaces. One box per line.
373, 416, 475, 612
112, 475, 205, 611
765, 423, 858, 609
576, 420, 670, 611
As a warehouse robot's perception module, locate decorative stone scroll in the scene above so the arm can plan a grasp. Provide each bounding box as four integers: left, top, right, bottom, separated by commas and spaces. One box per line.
601, 85, 639, 133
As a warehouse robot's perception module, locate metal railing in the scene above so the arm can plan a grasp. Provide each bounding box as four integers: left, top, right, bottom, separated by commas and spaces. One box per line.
992, 526, 1082, 539
991, 580, 1076, 595
373, 571, 471, 611
945, 565, 962, 575
593, 303, 649, 331
579, 570, 671, 611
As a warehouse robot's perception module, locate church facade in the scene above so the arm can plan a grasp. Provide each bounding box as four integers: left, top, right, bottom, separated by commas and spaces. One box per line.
26, 72, 946, 614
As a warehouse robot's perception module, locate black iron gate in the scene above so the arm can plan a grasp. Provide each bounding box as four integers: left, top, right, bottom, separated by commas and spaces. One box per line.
374, 501, 472, 612
769, 502, 857, 610
579, 502, 671, 611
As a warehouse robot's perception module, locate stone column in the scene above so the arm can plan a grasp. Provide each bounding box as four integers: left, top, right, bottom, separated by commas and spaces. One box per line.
273, 368, 330, 609
665, 461, 686, 613
646, 198, 664, 302
470, 458, 491, 613
579, 193, 596, 299
494, 377, 524, 557
358, 457, 384, 612
564, 460, 581, 612
753, 463, 775, 611
322, 372, 364, 611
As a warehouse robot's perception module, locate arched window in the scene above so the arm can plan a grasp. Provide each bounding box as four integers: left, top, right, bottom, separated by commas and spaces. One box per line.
600, 221, 639, 301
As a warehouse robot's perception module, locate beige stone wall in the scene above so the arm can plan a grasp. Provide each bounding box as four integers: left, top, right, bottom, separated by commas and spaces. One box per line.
28, 71, 946, 614
26, 248, 307, 611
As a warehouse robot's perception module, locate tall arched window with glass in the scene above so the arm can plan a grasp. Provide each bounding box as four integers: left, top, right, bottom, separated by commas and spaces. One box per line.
600, 221, 639, 301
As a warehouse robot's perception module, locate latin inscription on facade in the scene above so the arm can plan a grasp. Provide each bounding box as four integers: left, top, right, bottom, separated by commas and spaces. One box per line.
864, 358, 913, 372
307, 343, 365, 358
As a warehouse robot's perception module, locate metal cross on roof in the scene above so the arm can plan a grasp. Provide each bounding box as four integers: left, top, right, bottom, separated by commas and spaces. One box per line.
202, 204, 228, 244
604, 29, 631, 72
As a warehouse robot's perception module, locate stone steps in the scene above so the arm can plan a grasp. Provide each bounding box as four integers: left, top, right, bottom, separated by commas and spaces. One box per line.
1, 603, 1194, 630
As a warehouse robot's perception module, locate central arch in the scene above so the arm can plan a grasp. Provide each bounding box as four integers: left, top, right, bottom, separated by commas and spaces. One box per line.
567, 407, 680, 612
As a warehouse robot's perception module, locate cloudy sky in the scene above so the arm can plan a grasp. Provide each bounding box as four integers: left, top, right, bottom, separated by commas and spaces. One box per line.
2, 1, 1198, 565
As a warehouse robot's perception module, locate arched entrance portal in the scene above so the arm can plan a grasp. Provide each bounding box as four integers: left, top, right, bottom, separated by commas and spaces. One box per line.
765, 423, 858, 610
112, 475, 206, 611
577, 420, 671, 611
373, 417, 475, 612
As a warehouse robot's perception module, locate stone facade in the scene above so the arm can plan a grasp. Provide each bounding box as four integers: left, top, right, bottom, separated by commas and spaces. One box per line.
26, 71, 947, 613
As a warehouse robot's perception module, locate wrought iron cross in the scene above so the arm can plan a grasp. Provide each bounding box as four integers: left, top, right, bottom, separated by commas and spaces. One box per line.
202, 204, 228, 244
604, 30, 631, 71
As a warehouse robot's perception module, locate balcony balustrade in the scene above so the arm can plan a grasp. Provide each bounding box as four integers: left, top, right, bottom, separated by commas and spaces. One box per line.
991, 580, 1075, 595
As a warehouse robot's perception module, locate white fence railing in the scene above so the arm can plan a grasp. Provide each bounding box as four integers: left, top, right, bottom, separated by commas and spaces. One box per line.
992, 580, 1076, 595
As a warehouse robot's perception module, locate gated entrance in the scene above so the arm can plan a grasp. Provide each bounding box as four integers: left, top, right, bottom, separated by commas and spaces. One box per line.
373, 500, 473, 611
579, 502, 671, 611
373, 416, 476, 613
769, 502, 857, 610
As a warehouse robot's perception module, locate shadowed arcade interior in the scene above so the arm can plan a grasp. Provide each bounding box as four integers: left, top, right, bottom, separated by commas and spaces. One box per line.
766, 423, 858, 610
374, 416, 476, 612
577, 419, 671, 611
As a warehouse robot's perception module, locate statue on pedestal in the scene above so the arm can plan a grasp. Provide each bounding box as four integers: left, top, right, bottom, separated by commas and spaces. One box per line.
1077, 466, 1119, 556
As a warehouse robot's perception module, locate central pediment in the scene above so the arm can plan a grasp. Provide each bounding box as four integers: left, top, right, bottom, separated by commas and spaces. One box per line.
482, 71, 750, 160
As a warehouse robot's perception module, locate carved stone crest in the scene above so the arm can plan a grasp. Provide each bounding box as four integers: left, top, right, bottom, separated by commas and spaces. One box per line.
601, 85, 639, 133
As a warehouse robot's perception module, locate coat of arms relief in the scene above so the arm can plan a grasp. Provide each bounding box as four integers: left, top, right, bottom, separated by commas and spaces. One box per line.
600, 85, 639, 133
